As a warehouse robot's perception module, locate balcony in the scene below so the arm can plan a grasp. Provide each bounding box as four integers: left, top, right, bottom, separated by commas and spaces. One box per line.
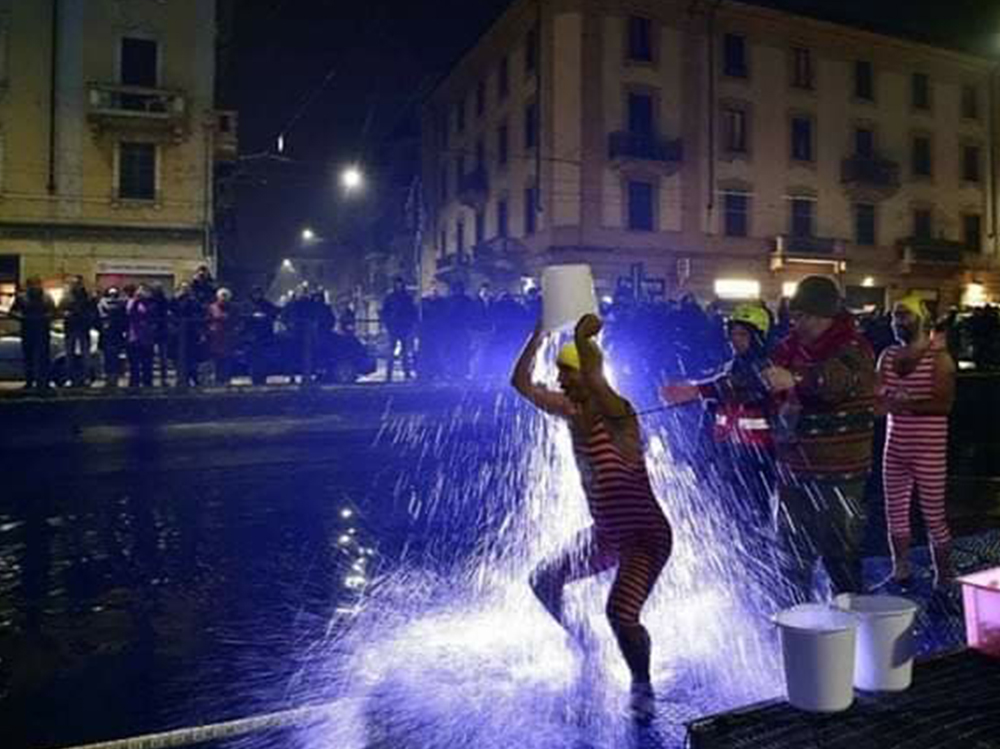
214, 111, 239, 161
771, 234, 847, 271
841, 154, 901, 200
899, 237, 966, 270
458, 168, 489, 209
608, 131, 683, 169
87, 83, 187, 139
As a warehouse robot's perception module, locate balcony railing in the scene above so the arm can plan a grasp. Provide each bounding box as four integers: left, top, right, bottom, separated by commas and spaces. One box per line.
899, 237, 966, 266
841, 154, 901, 195
458, 168, 489, 208
87, 83, 187, 137
608, 131, 683, 164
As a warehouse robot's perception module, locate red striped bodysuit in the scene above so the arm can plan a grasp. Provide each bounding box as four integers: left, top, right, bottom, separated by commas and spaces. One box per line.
881, 346, 951, 549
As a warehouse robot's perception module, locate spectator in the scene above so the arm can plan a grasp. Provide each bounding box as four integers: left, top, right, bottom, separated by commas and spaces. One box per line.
127, 284, 157, 388
445, 281, 476, 380
171, 282, 203, 387
763, 276, 876, 600
247, 286, 278, 385
9, 277, 56, 390
207, 288, 237, 386
60, 276, 96, 387
98, 287, 128, 389
418, 285, 448, 381
190, 264, 217, 307
381, 277, 418, 382
150, 284, 171, 386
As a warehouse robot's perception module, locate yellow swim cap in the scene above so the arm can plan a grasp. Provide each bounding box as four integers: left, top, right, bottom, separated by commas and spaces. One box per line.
895, 295, 927, 321
556, 342, 581, 370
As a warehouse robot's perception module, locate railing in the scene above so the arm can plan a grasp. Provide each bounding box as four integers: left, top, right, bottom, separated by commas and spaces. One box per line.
900, 237, 966, 265
88, 83, 186, 119
608, 131, 683, 163
841, 155, 901, 190
774, 234, 844, 257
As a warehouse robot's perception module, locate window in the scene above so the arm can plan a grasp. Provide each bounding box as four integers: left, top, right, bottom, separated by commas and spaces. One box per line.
121, 37, 158, 87
524, 102, 537, 149
456, 219, 466, 255
963, 214, 982, 252
497, 124, 509, 166
854, 60, 873, 101
627, 92, 654, 136
627, 180, 655, 231
476, 80, 485, 117
790, 198, 814, 237
855, 203, 876, 246
440, 165, 448, 201
912, 73, 930, 110
475, 139, 485, 171
628, 16, 653, 62
456, 100, 466, 134
524, 186, 537, 234
913, 209, 933, 240
790, 116, 813, 162
963, 145, 981, 183
475, 210, 486, 245
439, 229, 447, 256
724, 193, 749, 237
912, 136, 932, 177
457, 155, 465, 183
526, 26, 538, 73
962, 85, 979, 120
118, 142, 156, 200
791, 47, 813, 89
498, 56, 509, 99
723, 107, 748, 153
497, 198, 509, 237
723, 34, 747, 78
855, 127, 874, 158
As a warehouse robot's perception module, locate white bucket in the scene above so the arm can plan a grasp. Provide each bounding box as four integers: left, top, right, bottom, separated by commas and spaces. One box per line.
773, 604, 858, 712
834, 594, 918, 692
540, 265, 597, 332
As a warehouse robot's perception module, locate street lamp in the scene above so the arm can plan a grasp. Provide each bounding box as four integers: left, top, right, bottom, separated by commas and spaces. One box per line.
301, 228, 316, 242
340, 165, 364, 193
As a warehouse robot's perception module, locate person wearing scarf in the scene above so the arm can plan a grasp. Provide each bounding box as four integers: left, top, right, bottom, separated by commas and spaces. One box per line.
763, 276, 876, 602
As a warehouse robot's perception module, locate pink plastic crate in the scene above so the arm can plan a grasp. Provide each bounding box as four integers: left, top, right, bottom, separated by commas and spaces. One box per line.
958, 567, 1000, 658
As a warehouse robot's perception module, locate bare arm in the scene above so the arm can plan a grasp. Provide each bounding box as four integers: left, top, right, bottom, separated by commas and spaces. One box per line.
510, 325, 575, 417
575, 314, 631, 421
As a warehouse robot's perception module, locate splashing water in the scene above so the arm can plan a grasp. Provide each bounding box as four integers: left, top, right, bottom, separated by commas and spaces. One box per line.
292, 341, 784, 749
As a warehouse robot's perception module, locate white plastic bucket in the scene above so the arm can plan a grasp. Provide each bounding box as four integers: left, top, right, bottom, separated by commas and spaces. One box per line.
540, 265, 597, 332
834, 594, 918, 692
773, 604, 858, 712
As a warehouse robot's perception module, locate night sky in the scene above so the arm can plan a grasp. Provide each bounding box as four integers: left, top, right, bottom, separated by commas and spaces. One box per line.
230, 0, 999, 283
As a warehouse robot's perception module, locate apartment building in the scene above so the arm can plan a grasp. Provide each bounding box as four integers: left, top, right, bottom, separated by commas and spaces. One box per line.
0, 0, 236, 312
421, 0, 1000, 310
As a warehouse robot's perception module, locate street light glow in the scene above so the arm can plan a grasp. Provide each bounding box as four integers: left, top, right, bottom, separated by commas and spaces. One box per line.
341, 165, 364, 192
301, 228, 316, 242
862, 276, 875, 288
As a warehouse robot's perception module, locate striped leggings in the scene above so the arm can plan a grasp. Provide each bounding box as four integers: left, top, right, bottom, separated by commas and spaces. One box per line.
530, 526, 671, 683
883, 435, 951, 548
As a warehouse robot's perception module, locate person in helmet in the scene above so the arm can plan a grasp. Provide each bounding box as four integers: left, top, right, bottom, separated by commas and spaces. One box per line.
511, 313, 672, 723
660, 302, 776, 534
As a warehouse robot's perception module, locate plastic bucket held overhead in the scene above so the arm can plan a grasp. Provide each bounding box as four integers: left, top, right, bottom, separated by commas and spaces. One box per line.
834, 594, 918, 692
773, 604, 858, 713
541, 265, 597, 332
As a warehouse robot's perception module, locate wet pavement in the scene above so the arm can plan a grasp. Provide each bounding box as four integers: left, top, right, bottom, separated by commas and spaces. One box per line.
1, 385, 999, 749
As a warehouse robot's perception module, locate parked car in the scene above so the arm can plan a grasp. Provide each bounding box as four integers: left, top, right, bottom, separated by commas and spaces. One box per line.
232, 329, 376, 384
0, 330, 100, 386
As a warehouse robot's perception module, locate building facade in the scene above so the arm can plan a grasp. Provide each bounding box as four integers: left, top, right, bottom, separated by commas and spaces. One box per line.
421, 0, 1000, 311
0, 0, 235, 312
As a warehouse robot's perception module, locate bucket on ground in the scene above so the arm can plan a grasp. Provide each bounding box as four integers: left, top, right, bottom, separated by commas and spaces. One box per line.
540, 265, 597, 332
773, 604, 858, 712
834, 594, 918, 691
957, 566, 1000, 658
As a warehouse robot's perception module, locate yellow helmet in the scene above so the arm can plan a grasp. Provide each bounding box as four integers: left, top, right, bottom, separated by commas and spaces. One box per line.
730, 303, 771, 336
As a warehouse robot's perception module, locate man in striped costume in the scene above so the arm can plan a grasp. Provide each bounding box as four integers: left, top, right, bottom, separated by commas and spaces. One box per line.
878, 296, 956, 587
512, 313, 672, 723
763, 276, 876, 601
